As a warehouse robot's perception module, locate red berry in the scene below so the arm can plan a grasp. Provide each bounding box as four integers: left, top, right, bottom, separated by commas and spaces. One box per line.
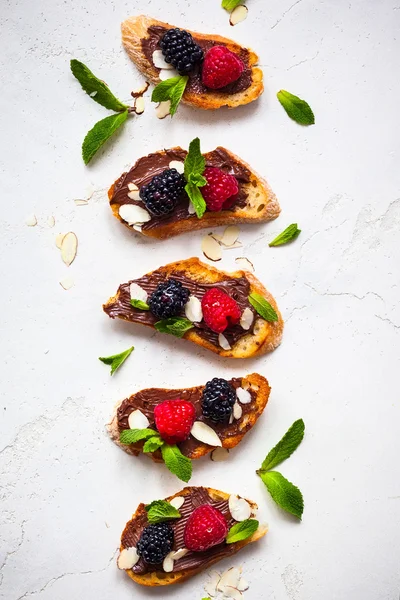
154, 399, 196, 445
184, 505, 228, 551
201, 288, 241, 333
202, 167, 239, 212
201, 46, 245, 90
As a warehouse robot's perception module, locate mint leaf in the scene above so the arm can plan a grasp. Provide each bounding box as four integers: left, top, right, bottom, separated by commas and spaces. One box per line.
98, 345, 133, 375
82, 111, 128, 164
143, 436, 164, 453
151, 76, 188, 116
277, 90, 315, 126
161, 444, 192, 482
130, 299, 150, 311
145, 500, 181, 524
185, 183, 207, 219
70, 59, 128, 112
189, 173, 207, 187
221, 0, 242, 10
269, 223, 301, 247
260, 419, 305, 472
155, 317, 194, 338
258, 471, 304, 519
226, 519, 259, 544
248, 292, 278, 322
184, 137, 205, 181
120, 428, 157, 445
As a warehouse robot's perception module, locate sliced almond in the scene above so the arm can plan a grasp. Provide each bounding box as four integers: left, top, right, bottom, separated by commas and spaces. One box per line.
129, 283, 148, 302
237, 578, 249, 591
169, 160, 185, 174
127, 189, 141, 201
218, 333, 231, 350
224, 241, 243, 249
230, 4, 248, 25
222, 587, 243, 600
133, 224, 143, 233
169, 496, 185, 510
55, 233, 65, 249
117, 547, 139, 570
131, 82, 150, 98
218, 567, 241, 592
229, 413, 234, 425
229, 495, 251, 522
60, 232, 78, 266
128, 182, 139, 192
202, 234, 222, 262
204, 570, 221, 597
211, 447, 230, 462
74, 199, 88, 206
47, 216, 55, 228
155, 100, 171, 119
190, 422, 222, 447
233, 402, 242, 420
152, 50, 174, 69
59, 276, 74, 290
235, 257, 254, 272
128, 409, 149, 430
188, 200, 196, 215
220, 225, 240, 247
185, 295, 203, 323
119, 204, 151, 225
240, 307, 254, 330
25, 214, 37, 227
134, 96, 145, 114
159, 68, 180, 81
236, 387, 252, 404
162, 551, 175, 573
172, 548, 189, 560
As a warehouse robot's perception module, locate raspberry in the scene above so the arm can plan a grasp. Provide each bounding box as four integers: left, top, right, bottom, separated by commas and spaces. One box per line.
201, 288, 241, 333
137, 522, 174, 564
160, 28, 203, 75
201, 377, 236, 423
139, 168, 185, 216
184, 505, 228, 552
201, 45, 245, 90
149, 278, 190, 319
154, 399, 196, 444
202, 167, 239, 212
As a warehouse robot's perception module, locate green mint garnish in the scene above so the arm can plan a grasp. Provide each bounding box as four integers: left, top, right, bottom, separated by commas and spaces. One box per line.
221, 0, 242, 10
130, 299, 150, 311
145, 500, 181, 524
269, 223, 301, 247
248, 292, 278, 322
82, 111, 128, 165
183, 137, 207, 219
98, 345, 133, 375
226, 519, 259, 544
119, 428, 158, 445
277, 90, 315, 126
260, 419, 305, 471
70, 59, 128, 112
142, 436, 164, 453
151, 76, 189, 116
161, 444, 192, 482
155, 317, 194, 338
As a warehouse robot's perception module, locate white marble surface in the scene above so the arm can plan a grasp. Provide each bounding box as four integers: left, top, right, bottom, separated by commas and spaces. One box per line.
1, 0, 400, 598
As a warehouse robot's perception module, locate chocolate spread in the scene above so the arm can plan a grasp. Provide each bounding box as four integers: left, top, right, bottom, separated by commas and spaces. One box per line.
142, 25, 253, 96
117, 377, 255, 459
110, 147, 251, 231
121, 487, 239, 574
103, 269, 256, 347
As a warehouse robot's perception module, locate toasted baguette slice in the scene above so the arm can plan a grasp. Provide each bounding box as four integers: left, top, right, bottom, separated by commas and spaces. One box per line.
119, 486, 267, 586
108, 373, 270, 461
109, 146, 280, 239
103, 257, 284, 358
121, 15, 263, 110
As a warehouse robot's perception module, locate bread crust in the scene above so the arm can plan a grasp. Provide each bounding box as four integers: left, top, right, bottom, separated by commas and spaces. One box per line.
103, 257, 284, 358
107, 372, 270, 460
121, 15, 264, 109
121, 486, 268, 586
109, 146, 280, 239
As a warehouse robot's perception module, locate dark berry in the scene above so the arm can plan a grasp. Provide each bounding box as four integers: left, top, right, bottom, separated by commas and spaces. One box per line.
160, 28, 204, 75
149, 278, 190, 319
201, 378, 236, 424
139, 168, 185, 217
136, 522, 174, 565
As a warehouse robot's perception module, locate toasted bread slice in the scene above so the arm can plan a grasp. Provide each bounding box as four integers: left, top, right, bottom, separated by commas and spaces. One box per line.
103, 257, 284, 358
121, 15, 263, 110
108, 373, 270, 461
109, 146, 280, 239
119, 486, 267, 586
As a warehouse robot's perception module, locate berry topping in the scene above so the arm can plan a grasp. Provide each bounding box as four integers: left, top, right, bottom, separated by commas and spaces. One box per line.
201, 377, 236, 423
201, 288, 241, 333
184, 505, 228, 552
201, 46, 245, 90
202, 167, 239, 212
139, 168, 185, 217
136, 522, 174, 564
160, 28, 204, 75
149, 278, 190, 319
154, 399, 196, 445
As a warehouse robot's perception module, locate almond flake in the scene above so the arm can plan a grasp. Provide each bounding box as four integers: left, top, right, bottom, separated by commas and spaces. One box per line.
119, 204, 151, 225
25, 214, 37, 227
230, 4, 248, 26
172, 548, 189, 560
222, 587, 243, 600
211, 447, 230, 461
127, 182, 139, 192
229, 413, 234, 425
220, 225, 240, 247
59, 276, 74, 290
163, 551, 175, 573
229, 495, 251, 522
128, 409, 149, 430
224, 241, 243, 249
131, 82, 150, 98
159, 68, 180, 81
233, 402, 242, 420
185, 295, 203, 322
236, 387, 252, 404
133, 224, 143, 233
235, 257, 254, 272
218, 333, 231, 350
129, 283, 148, 302
47, 216, 55, 228
202, 234, 222, 262
134, 96, 145, 114
218, 567, 241, 592
152, 50, 174, 70
127, 189, 141, 201
188, 200, 196, 214
74, 199, 89, 206
204, 570, 221, 597
117, 547, 139, 570
55, 233, 65, 249
169, 160, 185, 174
155, 100, 171, 119
60, 232, 78, 266
169, 496, 185, 510
240, 307, 254, 330
237, 578, 249, 591
190, 421, 222, 447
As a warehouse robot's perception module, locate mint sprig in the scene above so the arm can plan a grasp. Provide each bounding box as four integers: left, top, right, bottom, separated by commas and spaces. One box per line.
248, 292, 278, 322
257, 419, 305, 519
98, 345, 134, 375
269, 224, 301, 247
130, 299, 150, 311
145, 500, 181, 524
151, 76, 189, 116
222, 0, 242, 9
120, 428, 157, 445
82, 111, 128, 165
183, 138, 207, 218
277, 90, 315, 126
226, 519, 259, 544
155, 317, 194, 338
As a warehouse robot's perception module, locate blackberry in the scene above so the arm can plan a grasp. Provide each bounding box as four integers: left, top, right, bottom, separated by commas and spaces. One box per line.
137, 522, 174, 565
160, 28, 203, 75
201, 378, 236, 424
139, 168, 185, 217
149, 278, 190, 319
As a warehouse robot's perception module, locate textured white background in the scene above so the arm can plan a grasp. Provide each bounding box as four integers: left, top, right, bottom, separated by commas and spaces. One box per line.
1, 0, 400, 598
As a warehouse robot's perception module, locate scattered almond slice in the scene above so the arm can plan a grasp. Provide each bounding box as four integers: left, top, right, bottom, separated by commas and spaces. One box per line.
59, 276, 74, 290
202, 234, 222, 262
218, 333, 231, 350
218, 567, 241, 592
224, 241, 243, 249
163, 551, 175, 573
236, 387, 252, 404
211, 447, 230, 461
152, 50, 174, 69
129, 283, 148, 302
229, 495, 251, 522
185, 295, 203, 322
60, 232, 78, 266
235, 257, 254, 272
74, 199, 89, 206
128, 182, 139, 192
188, 200, 196, 215
229, 413, 234, 425
223, 587, 243, 600
134, 96, 145, 114
169, 160, 185, 174
204, 570, 221, 597
155, 100, 171, 119
55, 233, 65, 249
117, 547, 139, 570
47, 216, 55, 228
133, 224, 143, 233
233, 402, 243, 420
131, 81, 150, 98
172, 548, 189, 560
230, 4, 248, 26
237, 578, 249, 591
25, 214, 37, 227
128, 409, 149, 430
220, 225, 240, 247
169, 496, 185, 510
240, 307, 254, 330
159, 68, 180, 81
127, 189, 141, 201
119, 204, 151, 225
190, 422, 222, 447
